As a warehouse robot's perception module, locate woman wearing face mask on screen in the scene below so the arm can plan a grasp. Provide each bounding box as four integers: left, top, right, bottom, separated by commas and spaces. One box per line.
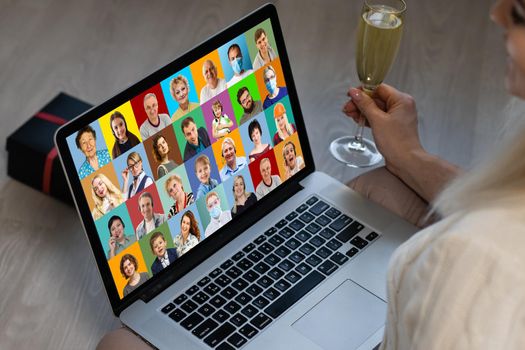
262, 65, 288, 109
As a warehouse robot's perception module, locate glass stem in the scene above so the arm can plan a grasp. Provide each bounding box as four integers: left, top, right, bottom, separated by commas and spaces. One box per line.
355, 111, 366, 144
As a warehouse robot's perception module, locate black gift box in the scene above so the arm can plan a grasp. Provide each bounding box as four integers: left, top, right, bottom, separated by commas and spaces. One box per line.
6, 93, 92, 205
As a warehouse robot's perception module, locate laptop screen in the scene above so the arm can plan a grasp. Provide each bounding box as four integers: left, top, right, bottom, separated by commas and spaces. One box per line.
62, 11, 310, 303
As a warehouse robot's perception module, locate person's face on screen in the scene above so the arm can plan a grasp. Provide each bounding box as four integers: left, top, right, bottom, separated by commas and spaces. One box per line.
144, 96, 159, 121
284, 143, 296, 167
203, 61, 218, 86
196, 162, 211, 184
79, 131, 97, 158
123, 259, 135, 278
139, 196, 154, 221
127, 159, 143, 178
239, 90, 253, 111
234, 177, 245, 198
111, 117, 127, 142
157, 136, 169, 157
152, 236, 167, 258
206, 195, 220, 211
110, 219, 125, 240
260, 160, 271, 184
183, 122, 199, 146
167, 179, 182, 200
256, 32, 269, 53
251, 127, 261, 145
228, 46, 242, 64
92, 177, 108, 198
181, 215, 191, 236
222, 142, 236, 166
212, 104, 222, 119
275, 114, 286, 131
173, 81, 189, 105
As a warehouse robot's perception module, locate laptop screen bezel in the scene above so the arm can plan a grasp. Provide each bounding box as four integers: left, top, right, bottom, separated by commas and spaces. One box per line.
55, 3, 315, 316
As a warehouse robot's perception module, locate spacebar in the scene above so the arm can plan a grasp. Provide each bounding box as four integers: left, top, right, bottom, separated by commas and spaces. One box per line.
264, 270, 325, 318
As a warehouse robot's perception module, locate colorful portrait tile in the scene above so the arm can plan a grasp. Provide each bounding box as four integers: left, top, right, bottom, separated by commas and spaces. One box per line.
167, 206, 206, 252
245, 19, 280, 71
95, 204, 136, 260
218, 34, 254, 85
222, 167, 257, 217
239, 112, 273, 163
111, 143, 155, 199
125, 184, 166, 240
184, 146, 222, 201
171, 107, 211, 162
272, 132, 305, 182
254, 57, 289, 110
80, 163, 122, 220
189, 50, 227, 104
211, 128, 248, 182
130, 84, 170, 136
108, 242, 149, 299
248, 148, 282, 197
160, 66, 200, 122
156, 164, 194, 219
137, 223, 175, 276
227, 73, 263, 126
201, 89, 237, 144
142, 124, 183, 181
66, 120, 112, 180
264, 95, 296, 146
98, 101, 142, 161
195, 184, 231, 237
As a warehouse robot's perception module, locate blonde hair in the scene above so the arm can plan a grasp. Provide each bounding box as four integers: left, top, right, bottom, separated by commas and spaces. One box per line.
232, 175, 251, 215
433, 115, 525, 218
91, 174, 124, 219
170, 75, 190, 100
164, 174, 183, 194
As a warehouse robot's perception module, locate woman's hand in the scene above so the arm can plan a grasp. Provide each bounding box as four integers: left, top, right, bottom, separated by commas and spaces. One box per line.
342, 84, 424, 177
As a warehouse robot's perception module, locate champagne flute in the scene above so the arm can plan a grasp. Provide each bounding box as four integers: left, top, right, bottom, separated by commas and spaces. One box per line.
330, 0, 406, 168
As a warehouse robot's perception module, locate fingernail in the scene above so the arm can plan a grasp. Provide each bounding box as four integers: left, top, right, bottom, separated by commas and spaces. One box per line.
349, 88, 362, 102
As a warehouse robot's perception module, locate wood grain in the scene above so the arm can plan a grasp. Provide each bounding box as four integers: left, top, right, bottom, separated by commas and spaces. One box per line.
0, 0, 522, 348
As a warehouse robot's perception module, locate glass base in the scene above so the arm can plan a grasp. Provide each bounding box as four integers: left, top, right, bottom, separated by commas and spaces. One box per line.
330, 136, 383, 168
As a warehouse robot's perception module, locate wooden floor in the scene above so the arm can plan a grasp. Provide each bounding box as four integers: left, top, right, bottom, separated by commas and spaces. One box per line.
0, 0, 522, 348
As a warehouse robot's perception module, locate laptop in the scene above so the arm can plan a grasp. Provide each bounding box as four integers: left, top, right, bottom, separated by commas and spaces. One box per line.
55, 4, 417, 349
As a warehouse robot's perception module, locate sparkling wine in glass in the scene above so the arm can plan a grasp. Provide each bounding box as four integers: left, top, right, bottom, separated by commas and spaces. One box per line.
330, 0, 406, 168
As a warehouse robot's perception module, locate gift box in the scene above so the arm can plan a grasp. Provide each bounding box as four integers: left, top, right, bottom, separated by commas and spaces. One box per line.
6, 93, 93, 205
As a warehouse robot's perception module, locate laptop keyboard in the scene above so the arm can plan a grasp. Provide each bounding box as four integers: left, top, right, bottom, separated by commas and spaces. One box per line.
160, 196, 380, 349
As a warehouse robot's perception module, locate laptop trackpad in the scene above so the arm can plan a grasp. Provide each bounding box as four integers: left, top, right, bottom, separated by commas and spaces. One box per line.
292, 280, 386, 350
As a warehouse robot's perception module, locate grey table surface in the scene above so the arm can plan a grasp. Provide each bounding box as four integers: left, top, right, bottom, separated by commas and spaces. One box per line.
0, 0, 521, 348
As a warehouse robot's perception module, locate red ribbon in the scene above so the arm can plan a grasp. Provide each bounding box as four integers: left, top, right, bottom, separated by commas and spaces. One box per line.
35, 112, 68, 194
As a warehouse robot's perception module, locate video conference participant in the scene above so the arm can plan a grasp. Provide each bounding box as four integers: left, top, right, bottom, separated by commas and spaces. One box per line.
272, 102, 296, 145
200, 59, 227, 103
170, 75, 199, 121
107, 215, 136, 259
255, 157, 281, 199
135, 192, 167, 240
75, 125, 111, 180
237, 86, 263, 125
282, 141, 304, 179
173, 211, 201, 257
194, 154, 219, 200
109, 111, 141, 159
149, 232, 178, 275
139, 93, 172, 140
151, 134, 177, 178
219, 137, 247, 181
211, 100, 233, 139
262, 65, 288, 109
231, 175, 257, 219
122, 152, 154, 200
204, 191, 232, 237
181, 117, 211, 161
120, 254, 149, 297
226, 44, 253, 88
164, 174, 195, 218
252, 28, 277, 70
90, 174, 124, 220
248, 119, 271, 162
